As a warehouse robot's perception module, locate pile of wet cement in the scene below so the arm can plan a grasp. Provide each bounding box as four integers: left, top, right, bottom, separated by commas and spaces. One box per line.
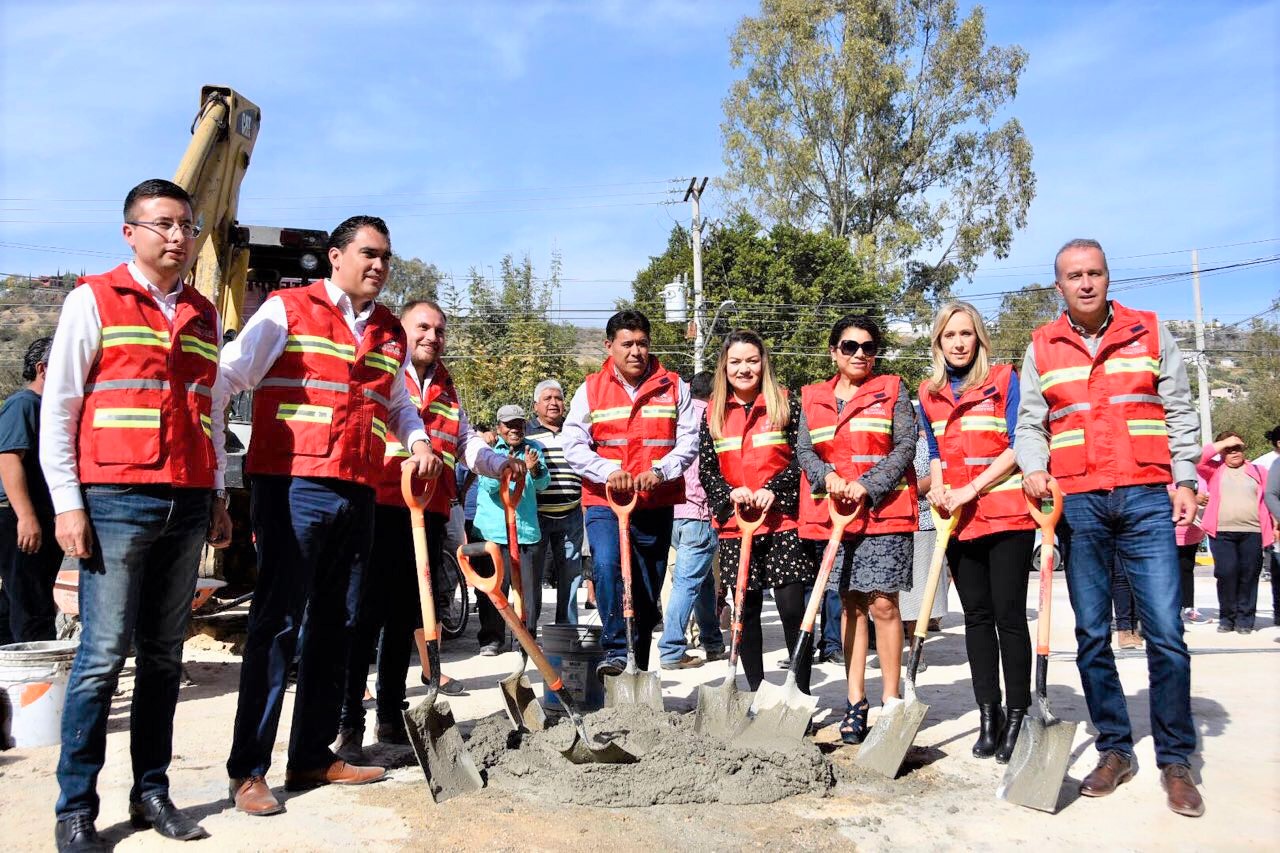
466, 705, 833, 807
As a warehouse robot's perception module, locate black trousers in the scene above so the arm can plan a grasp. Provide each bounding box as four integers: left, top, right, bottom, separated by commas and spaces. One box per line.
1177, 543, 1199, 609
0, 506, 62, 642
738, 581, 810, 694
947, 529, 1034, 709
340, 504, 446, 729
1209, 531, 1263, 630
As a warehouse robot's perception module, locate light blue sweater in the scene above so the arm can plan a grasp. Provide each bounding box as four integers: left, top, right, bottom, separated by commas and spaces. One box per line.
474, 437, 551, 545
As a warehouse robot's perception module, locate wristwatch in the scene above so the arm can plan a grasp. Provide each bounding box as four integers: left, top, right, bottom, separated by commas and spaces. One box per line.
1175, 480, 1197, 492
650, 465, 665, 482
213, 488, 230, 504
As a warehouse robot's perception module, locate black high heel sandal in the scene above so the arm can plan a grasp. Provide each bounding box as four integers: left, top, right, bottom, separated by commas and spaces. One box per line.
840, 698, 870, 744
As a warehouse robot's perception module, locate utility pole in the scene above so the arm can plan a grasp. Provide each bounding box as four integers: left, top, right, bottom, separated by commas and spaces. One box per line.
684, 177, 709, 372
1191, 249, 1213, 442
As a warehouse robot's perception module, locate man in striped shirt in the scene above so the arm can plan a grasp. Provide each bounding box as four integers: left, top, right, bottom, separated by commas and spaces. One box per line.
526, 379, 585, 622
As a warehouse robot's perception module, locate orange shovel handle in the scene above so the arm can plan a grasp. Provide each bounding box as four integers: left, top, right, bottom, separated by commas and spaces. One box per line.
800, 499, 863, 633
499, 467, 526, 620
1026, 480, 1064, 656
402, 467, 439, 640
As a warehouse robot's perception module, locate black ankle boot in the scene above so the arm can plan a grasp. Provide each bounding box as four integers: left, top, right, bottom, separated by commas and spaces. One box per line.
995, 707, 1027, 764
973, 703, 1005, 758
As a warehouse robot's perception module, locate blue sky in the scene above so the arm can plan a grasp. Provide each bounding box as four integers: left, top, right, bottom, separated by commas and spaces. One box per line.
1, 1, 1276, 330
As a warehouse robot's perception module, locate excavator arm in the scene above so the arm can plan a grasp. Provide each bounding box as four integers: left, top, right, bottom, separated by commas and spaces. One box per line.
173, 86, 260, 331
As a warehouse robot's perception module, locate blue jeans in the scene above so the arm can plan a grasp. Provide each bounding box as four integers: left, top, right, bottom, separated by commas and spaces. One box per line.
585, 504, 673, 670
1110, 556, 1137, 631
56, 485, 210, 819
658, 518, 723, 663
532, 510, 584, 623
227, 476, 374, 778
1060, 484, 1196, 767
804, 540, 844, 657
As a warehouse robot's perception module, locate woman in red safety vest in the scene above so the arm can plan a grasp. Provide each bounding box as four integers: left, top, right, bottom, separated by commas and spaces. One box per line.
699, 329, 816, 693
918, 301, 1036, 763
797, 315, 918, 745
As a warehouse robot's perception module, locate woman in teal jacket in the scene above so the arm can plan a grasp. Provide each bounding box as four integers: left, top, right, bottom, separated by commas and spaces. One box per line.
473, 405, 551, 654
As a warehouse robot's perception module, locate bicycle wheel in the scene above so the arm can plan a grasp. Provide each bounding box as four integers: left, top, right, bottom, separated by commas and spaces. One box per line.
437, 548, 470, 640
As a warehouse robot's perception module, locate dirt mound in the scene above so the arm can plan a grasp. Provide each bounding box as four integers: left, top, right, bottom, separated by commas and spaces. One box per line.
467, 704, 833, 807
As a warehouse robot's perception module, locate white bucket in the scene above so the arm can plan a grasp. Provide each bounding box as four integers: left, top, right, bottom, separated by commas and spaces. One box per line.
0, 640, 78, 749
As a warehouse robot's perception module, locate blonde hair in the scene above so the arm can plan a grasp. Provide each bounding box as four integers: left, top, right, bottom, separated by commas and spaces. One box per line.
708, 329, 790, 440
927, 301, 993, 395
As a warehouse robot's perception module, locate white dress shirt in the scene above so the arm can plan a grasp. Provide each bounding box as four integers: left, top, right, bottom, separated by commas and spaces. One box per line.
561, 362, 698, 484
212, 280, 430, 481
40, 262, 225, 513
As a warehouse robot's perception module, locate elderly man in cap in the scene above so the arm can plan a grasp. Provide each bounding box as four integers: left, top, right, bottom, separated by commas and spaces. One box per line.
471, 404, 551, 654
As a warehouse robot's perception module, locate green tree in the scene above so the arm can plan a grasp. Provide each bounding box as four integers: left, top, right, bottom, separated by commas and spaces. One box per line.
627, 213, 895, 390
444, 252, 585, 422
986, 283, 1061, 364
383, 256, 444, 312
720, 0, 1034, 314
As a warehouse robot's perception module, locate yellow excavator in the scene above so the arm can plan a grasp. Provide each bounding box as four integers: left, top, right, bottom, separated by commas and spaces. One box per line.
173, 86, 330, 584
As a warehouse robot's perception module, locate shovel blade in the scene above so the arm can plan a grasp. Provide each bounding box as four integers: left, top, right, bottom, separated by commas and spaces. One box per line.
403, 699, 483, 803
603, 671, 664, 712
498, 671, 546, 732
854, 697, 929, 779
693, 679, 754, 739
562, 732, 639, 765
734, 680, 818, 748
996, 715, 1079, 813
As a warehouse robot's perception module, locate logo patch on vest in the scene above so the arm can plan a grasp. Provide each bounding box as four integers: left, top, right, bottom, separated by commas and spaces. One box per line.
382, 341, 404, 361
652, 392, 673, 403
970, 399, 997, 413
1120, 340, 1145, 353
863, 402, 887, 415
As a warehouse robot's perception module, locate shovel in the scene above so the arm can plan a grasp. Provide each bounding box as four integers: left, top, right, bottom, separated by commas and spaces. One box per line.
854, 504, 959, 778
736, 497, 862, 747
694, 503, 765, 738
458, 541, 638, 765
400, 469, 484, 803
495, 467, 546, 732
602, 483, 664, 712
997, 480, 1077, 812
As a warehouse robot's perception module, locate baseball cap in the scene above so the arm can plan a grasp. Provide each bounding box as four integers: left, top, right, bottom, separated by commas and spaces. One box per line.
496, 404, 527, 424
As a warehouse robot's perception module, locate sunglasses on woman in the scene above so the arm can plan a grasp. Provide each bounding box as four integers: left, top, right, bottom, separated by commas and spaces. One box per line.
836, 339, 878, 357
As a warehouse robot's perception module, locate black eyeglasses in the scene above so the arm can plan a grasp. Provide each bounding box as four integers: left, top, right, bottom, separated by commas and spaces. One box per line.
836, 339, 878, 357
127, 219, 200, 239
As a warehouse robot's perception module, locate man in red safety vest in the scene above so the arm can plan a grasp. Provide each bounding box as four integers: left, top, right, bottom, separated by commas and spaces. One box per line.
1016, 238, 1204, 818
216, 216, 450, 817
562, 310, 699, 679
42, 179, 233, 850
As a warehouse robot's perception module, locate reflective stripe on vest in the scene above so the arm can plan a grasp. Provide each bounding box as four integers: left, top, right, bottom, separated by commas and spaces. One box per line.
363, 351, 400, 375
277, 403, 333, 423
102, 325, 169, 349
285, 334, 355, 362
93, 407, 161, 428
178, 334, 218, 362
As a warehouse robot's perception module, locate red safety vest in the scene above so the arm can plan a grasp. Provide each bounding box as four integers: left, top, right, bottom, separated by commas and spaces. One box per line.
375, 363, 461, 514
711, 391, 796, 538
76, 264, 219, 487
1031, 303, 1173, 494
798, 373, 917, 539
245, 281, 407, 488
581, 358, 685, 510
917, 363, 1034, 541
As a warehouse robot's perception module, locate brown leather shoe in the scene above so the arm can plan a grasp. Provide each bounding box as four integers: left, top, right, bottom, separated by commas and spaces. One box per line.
1161, 764, 1205, 817
230, 776, 284, 816
284, 759, 387, 791
1079, 750, 1136, 797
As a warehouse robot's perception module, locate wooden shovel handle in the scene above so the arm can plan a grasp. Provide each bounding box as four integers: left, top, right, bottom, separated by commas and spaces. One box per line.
1027, 480, 1064, 656
800, 499, 863, 633
403, 468, 440, 641
913, 506, 958, 641
500, 467, 526, 620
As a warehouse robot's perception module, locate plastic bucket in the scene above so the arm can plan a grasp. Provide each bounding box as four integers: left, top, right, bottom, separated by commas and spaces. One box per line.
541, 624, 605, 713
0, 640, 78, 749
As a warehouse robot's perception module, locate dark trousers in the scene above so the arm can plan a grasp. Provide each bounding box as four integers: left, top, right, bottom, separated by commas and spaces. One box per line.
585, 504, 673, 670
1177, 543, 1199, 609
0, 506, 62, 642
56, 486, 208, 819
1209, 531, 1263, 630
227, 476, 374, 778
474, 540, 541, 648
530, 510, 584, 623
739, 581, 810, 693
947, 529, 1034, 709
1110, 556, 1138, 631
340, 505, 446, 731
